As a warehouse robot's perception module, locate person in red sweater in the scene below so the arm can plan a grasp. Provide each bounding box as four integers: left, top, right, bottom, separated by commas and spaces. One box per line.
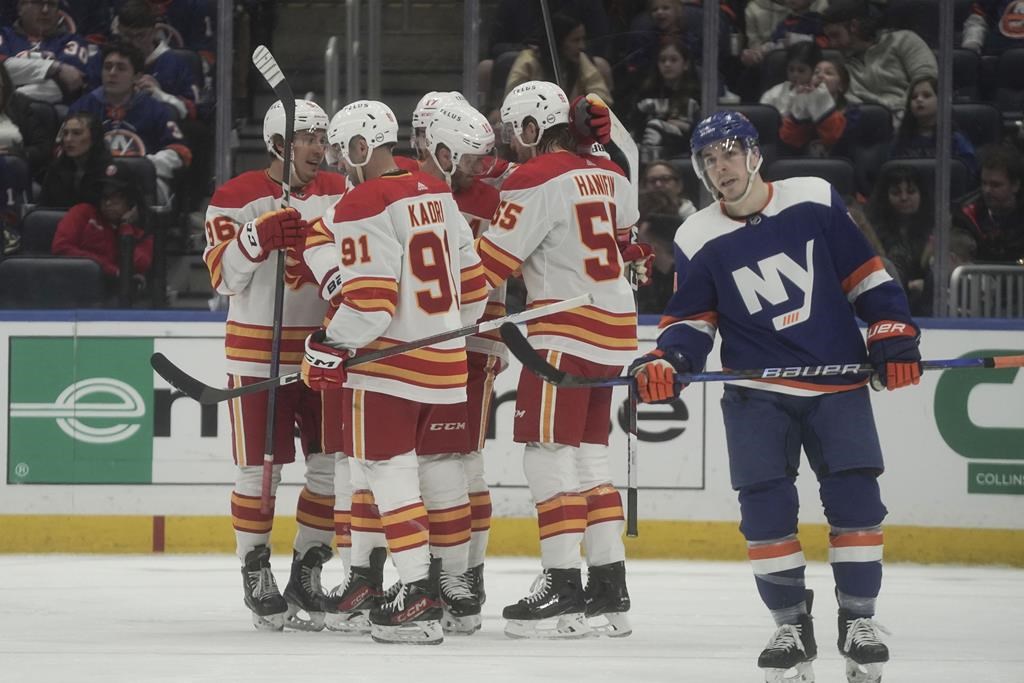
51, 163, 153, 292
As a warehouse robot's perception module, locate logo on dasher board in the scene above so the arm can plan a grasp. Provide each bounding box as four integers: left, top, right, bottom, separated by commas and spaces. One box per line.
10, 377, 145, 444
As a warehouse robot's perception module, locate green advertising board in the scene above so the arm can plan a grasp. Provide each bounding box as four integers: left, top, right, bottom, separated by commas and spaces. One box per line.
8, 337, 154, 484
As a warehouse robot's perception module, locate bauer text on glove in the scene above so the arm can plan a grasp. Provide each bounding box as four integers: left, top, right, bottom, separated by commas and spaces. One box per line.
866, 320, 921, 391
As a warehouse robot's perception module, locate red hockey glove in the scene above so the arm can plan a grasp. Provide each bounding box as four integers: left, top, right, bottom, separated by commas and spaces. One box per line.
238, 207, 307, 262
301, 329, 351, 391
619, 242, 655, 286
570, 94, 612, 146
866, 320, 921, 391
628, 349, 691, 403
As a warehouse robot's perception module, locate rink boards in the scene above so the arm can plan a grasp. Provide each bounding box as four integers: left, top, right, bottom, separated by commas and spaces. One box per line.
0, 311, 1022, 564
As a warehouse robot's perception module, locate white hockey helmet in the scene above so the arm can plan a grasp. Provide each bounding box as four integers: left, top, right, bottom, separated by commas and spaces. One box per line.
499, 80, 570, 148
411, 90, 468, 130
263, 99, 329, 158
327, 99, 399, 167
425, 103, 497, 179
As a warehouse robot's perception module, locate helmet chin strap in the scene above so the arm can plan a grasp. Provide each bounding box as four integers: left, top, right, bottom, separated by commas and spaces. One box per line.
721, 149, 764, 212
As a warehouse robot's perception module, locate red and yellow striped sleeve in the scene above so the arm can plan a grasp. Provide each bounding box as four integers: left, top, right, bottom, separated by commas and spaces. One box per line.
476, 235, 523, 288
460, 261, 488, 305
340, 276, 398, 316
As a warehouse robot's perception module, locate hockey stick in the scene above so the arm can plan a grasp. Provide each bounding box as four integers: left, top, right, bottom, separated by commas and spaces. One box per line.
500, 322, 1024, 388
252, 45, 294, 514
150, 294, 594, 405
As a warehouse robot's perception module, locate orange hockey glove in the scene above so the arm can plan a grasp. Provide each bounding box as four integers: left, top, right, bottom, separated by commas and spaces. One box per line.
866, 320, 921, 390
628, 349, 691, 403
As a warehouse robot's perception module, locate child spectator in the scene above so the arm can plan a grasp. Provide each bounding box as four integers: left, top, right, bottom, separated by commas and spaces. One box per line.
759, 40, 821, 118
37, 112, 112, 208
955, 143, 1024, 264
890, 75, 978, 177
780, 57, 862, 158
741, 0, 827, 68
867, 164, 935, 314
51, 162, 152, 301
642, 159, 698, 219
505, 12, 612, 104
631, 41, 701, 160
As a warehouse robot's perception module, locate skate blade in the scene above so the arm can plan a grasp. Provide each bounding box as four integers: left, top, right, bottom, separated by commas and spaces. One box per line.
586, 611, 632, 638
324, 610, 371, 634
442, 610, 482, 635
763, 661, 814, 683
845, 659, 883, 683
283, 603, 326, 632
370, 619, 443, 645
250, 611, 286, 632
504, 612, 595, 640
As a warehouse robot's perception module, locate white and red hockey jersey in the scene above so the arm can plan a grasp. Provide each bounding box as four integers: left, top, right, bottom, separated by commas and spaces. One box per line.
203, 169, 348, 377
455, 178, 507, 362
476, 152, 639, 366
323, 170, 488, 404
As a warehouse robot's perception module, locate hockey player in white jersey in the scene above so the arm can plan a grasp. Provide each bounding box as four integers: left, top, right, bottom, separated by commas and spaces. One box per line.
407, 90, 469, 167
203, 99, 347, 632
412, 101, 504, 634
630, 111, 919, 682
299, 99, 488, 645
476, 81, 644, 639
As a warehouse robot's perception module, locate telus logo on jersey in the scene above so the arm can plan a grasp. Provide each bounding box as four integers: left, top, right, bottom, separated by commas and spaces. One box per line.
732, 239, 815, 331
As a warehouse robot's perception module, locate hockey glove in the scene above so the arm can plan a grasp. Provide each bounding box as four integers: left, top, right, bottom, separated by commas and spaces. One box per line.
628, 349, 691, 403
238, 207, 308, 262
866, 320, 922, 391
301, 329, 351, 391
570, 94, 612, 146
619, 241, 655, 286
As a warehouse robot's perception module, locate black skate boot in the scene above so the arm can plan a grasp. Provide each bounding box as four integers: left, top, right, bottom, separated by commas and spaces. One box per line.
241, 545, 288, 631
584, 561, 632, 637
369, 558, 443, 645
502, 568, 592, 639
838, 608, 890, 683
324, 546, 387, 634
283, 544, 333, 631
440, 569, 482, 635
467, 563, 486, 604
759, 591, 817, 683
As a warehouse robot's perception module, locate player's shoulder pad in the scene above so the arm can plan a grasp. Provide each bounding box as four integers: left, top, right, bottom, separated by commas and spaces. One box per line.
394, 155, 420, 172
582, 153, 626, 178
209, 170, 280, 209
501, 152, 588, 191
766, 176, 833, 215
308, 170, 349, 196
673, 202, 746, 260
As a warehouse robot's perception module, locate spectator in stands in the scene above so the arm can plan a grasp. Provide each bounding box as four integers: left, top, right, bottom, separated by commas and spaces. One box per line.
630, 40, 701, 160
104, 0, 199, 121
956, 143, 1024, 264
505, 12, 613, 104
38, 112, 112, 208
69, 40, 191, 204
961, 0, 1024, 55
741, 0, 827, 68
845, 194, 902, 282
745, 0, 828, 54
51, 161, 152, 299
890, 75, 979, 177
867, 163, 935, 313
759, 40, 821, 118
780, 57, 863, 158
642, 159, 697, 219
0, 0, 97, 104
0, 61, 55, 180
636, 187, 681, 313
822, 0, 936, 117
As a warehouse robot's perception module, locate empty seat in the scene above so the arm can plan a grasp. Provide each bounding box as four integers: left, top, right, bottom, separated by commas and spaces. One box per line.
0, 153, 31, 207
729, 104, 781, 166
952, 102, 1003, 148
19, 208, 67, 254
765, 158, 856, 197
994, 48, 1024, 116
877, 158, 975, 202
886, 0, 974, 47
0, 256, 104, 308
951, 49, 980, 101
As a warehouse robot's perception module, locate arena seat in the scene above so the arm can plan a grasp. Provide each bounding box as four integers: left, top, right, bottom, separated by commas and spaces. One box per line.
0, 256, 104, 308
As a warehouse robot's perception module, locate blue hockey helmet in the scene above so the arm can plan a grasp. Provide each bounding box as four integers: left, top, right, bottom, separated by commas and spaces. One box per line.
690, 110, 763, 195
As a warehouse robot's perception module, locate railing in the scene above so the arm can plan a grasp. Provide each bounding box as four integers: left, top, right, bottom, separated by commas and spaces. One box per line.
949, 265, 1024, 317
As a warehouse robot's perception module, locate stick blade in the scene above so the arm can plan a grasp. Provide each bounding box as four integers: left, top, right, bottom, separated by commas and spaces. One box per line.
251, 45, 285, 88
150, 353, 210, 403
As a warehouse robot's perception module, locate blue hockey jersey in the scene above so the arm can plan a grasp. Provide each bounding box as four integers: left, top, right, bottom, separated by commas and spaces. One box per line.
0, 24, 96, 74
658, 177, 913, 396
68, 87, 190, 164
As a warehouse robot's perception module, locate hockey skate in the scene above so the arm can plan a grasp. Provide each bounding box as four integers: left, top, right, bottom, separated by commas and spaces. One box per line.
467, 563, 486, 604
282, 544, 333, 631
324, 547, 387, 634
369, 560, 443, 645
584, 561, 632, 637
838, 609, 890, 683
502, 568, 593, 640
241, 545, 288, 631
440, 570, 482, 635
758, 613, 817, 682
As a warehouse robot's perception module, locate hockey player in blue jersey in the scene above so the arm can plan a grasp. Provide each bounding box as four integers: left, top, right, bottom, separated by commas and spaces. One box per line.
630, 111, 922, 683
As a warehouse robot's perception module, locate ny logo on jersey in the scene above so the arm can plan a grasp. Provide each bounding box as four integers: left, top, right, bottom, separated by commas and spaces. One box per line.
731, 239, 815, 331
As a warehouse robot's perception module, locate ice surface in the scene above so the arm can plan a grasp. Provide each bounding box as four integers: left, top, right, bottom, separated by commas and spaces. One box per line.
1, 556, 1021, 682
